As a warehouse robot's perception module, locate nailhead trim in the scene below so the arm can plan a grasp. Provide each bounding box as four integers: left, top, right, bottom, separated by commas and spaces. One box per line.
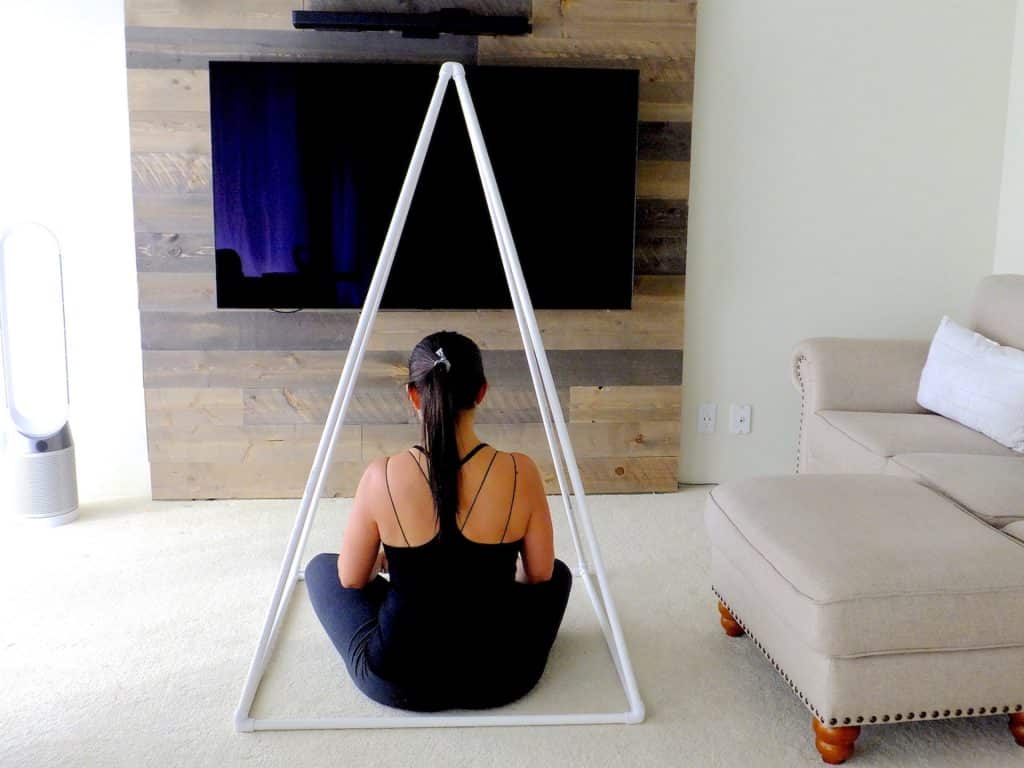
712, 587, 1023, 727
793, 354, 807, 474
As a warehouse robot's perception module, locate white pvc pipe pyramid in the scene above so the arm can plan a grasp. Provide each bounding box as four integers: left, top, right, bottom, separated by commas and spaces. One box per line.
234, 62, 644, 731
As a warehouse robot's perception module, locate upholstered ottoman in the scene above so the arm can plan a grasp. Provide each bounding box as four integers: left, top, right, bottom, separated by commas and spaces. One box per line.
705, 474, 1024, 764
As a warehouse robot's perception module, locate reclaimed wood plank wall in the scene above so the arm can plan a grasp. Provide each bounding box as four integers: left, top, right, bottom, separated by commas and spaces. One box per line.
125, 0, 691, 498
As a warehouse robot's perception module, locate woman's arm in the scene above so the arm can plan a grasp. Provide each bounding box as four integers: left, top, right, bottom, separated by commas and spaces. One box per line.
337, 458, 385, 588
516, 454, 555, 583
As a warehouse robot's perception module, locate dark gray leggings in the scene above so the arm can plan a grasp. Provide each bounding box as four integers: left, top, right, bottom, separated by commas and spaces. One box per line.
305, 553, 572, 712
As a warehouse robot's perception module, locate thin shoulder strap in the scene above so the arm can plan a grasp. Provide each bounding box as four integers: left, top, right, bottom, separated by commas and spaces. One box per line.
499, 453, 518, 543
460, 448, 499, 532
408, 448, 430, 486
459, 442, 489, 466
384, 456, 410, 546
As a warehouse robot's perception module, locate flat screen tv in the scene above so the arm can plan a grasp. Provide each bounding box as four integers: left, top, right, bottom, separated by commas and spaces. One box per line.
209, 62, 638, 310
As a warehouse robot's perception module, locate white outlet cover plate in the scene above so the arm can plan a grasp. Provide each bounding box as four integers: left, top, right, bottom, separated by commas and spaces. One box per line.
729, 404, 752, 434
698, 403, 716, 433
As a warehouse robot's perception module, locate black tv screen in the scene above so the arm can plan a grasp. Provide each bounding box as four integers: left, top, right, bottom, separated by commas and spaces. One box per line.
210, 62, 638, 309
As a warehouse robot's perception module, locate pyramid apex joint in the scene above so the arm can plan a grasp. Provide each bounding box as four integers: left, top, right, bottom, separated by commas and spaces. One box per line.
440, 62, 466, 81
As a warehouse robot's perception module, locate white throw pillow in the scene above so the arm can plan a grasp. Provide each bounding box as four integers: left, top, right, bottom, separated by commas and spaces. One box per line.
917, 316, 1024, 453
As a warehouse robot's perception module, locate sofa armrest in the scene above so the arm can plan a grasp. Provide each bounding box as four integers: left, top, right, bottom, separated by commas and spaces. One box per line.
792, 338, 931, 415
792, 338, 931, 474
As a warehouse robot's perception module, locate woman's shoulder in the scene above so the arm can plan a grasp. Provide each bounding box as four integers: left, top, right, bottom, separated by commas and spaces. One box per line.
506, 450, 536, 468
505, 451, 543, 487
358, 450, 415, 485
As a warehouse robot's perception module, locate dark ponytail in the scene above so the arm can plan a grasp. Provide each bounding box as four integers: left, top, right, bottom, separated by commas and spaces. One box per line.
407, 331, 486, 539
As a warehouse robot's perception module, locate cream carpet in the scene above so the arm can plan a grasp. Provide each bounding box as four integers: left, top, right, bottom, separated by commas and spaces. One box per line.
1, 488, 1018, 767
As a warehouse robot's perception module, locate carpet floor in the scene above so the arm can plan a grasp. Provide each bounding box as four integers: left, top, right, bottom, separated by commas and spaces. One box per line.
1, 488, 1018, 767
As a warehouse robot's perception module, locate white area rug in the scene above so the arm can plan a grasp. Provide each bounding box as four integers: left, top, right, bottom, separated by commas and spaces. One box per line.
1, 488, 1018, 767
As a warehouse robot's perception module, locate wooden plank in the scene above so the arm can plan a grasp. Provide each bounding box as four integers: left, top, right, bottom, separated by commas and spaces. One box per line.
126, 26, 477, 69
140, 309, 362, 352
132, 153, 210, 194
635, 198, 687, 275
244, 387, 412, 426
147, 424, 362, 463
631, 274, 684, 311
640, 79, 692, 105
479, 37, 689, 67
534, 21, 694, 50
560, 1, 697, 26
136, 232, 214, 272
151, 461, 366, 499
638, 63, 693, 123
126, 0, 294, 30
150, 455, 676, 498
533, 455, 678, 493
639, 100, 691, 123
637, 198, 687, 233
638, 122, 690, 162
130, 110, 211, 154
143, 350, 403, 388
513, 421, 681, 458
639, 58, 693, 85
360, 424, 422, 459
138, 277, 682, 347
362, 420, 679, 459
140, 306, 685, 358
637, 160, 689, 199
143, 347, 682, 386
127, 69, 209, 112
524, 0, 694, 46
133, 192, 212, 233
243, 387, 568, 426
138, 272, 216, 311
144, 387, 244, 428
634, 274, 684, 299
635, 236, 685, 275
570, 385, 682, 423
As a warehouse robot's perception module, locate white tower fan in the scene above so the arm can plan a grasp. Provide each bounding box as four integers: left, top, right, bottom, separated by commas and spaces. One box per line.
0, 222, 79, 525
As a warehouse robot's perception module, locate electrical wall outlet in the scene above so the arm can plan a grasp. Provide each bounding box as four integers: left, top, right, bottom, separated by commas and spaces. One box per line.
698, 403, 717, 433
729, 404, 752, 434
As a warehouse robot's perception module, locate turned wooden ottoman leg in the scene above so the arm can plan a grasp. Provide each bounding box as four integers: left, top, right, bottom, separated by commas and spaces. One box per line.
717, 601, 744, 637
812, 719, 860, 764
1010, 713, 1024, 747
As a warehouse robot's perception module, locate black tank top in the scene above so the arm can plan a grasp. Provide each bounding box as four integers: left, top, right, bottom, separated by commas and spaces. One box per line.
382, 442, 521, 591
370, 443, 523, 681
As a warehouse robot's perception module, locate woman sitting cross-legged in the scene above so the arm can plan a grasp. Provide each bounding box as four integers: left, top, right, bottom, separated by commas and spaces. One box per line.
305, 330, 573, 712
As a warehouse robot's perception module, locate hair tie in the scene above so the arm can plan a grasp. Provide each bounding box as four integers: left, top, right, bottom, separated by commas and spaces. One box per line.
433, 347, 451, 372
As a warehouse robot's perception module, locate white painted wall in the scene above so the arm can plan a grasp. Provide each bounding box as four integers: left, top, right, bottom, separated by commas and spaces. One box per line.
681, 0, 1016, 483
0, 2, 150, 502
996, 0, 1024, 275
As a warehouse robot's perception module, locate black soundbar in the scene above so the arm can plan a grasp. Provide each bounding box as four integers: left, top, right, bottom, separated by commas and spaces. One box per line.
292, 9, 531, 38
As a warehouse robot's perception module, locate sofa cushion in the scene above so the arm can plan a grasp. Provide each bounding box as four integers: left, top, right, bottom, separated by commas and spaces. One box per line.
705, 475, 1024, 657
885, 453, 1024, 527
818, 411, 1013, 460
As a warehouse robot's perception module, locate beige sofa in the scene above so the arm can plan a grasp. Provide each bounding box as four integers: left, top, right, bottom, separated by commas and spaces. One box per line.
706, 275, 1024, 764
792, 275, 1024, 500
